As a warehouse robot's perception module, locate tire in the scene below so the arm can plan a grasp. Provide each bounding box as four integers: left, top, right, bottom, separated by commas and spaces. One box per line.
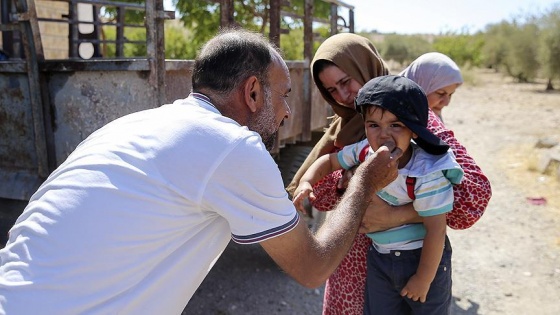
276, 145, 325, 231
276, 145, 313, 188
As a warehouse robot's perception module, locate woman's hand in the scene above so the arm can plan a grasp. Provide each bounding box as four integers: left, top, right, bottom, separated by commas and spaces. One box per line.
358, 195, 397, 233
359, 196, 422, 233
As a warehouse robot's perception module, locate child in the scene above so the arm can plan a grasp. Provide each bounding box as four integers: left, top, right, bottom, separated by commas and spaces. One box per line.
293, 75, 463, 314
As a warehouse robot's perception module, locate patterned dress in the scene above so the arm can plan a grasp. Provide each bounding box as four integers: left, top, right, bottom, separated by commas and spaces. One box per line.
311, 111, 492, 315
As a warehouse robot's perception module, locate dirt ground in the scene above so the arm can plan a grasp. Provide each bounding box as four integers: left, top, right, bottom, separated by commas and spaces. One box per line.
442, 69, 560, 315
183, 69, 560, 314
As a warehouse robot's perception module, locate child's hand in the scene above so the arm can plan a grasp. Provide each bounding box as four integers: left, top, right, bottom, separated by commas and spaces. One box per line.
400, 273, 431, 303
336, 167, 357, 194
292, 182, 315, 214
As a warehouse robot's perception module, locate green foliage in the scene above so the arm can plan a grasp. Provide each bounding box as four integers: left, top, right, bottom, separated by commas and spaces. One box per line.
504, 22, 540, 82
102, 26, 146, 57
173, 1, 220, 52
102, 21, 197, 59
433, 33, 484, 67
100, 0, 146, 24
480, 22, 513, 70
163, 22, 198, 59
173, 0, 332, 57
280, 28, 304, 60
538, 4, 560, 87
372, 34, 432, 65
95, 0, 560, 87
95, 0, 348, 61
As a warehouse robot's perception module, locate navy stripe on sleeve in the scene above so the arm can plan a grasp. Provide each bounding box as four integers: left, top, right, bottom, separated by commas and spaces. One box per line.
232, 213, 300, 244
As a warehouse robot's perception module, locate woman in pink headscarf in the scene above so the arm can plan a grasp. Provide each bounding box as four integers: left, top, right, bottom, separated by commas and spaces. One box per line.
400, 52, 464, 121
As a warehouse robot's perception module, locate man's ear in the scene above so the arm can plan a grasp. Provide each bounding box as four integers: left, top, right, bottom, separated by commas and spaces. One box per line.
412, 133, 418, 139
243, 76, 261, 113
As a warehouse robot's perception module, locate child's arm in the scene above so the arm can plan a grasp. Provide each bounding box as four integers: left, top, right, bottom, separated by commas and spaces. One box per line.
292, 153, 342, 213
400, 214, 447, 303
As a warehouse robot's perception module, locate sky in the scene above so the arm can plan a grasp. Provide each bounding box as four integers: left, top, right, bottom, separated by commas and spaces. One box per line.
162, 0, 559, 35
340, 0, 560, 34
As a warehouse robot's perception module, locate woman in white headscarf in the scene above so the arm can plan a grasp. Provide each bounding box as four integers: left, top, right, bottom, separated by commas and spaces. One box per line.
400, 52, 463, 121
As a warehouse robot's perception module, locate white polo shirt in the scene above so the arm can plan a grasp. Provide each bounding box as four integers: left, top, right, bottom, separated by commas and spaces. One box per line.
0, 93, 298, 314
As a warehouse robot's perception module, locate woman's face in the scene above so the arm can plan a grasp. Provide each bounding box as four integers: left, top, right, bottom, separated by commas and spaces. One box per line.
426, 83, 460, 116
318, 65, 363, 108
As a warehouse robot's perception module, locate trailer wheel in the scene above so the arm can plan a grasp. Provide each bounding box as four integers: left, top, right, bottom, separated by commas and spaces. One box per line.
276, 145, 313, 188
276, 145, 326, 231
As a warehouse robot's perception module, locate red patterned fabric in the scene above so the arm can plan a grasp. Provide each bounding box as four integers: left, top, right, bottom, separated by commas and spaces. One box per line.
428, 111, 492, 229
322, 233, 371, 315
312, 110, 492, 315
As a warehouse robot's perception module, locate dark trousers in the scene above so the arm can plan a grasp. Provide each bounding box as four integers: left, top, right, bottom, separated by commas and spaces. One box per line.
363, 237, 452, 315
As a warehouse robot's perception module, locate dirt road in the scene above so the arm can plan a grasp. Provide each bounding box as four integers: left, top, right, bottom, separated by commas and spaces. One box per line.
184, 69, 560, 314
443, 69, 560, 315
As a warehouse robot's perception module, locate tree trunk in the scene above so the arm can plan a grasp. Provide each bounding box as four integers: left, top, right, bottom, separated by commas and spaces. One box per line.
545, 78, 554, 91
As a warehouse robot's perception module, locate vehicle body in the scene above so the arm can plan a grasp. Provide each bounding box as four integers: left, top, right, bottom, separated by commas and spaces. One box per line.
0, 0, 355, 202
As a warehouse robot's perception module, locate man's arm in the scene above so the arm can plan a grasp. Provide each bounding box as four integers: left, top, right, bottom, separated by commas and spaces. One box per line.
261, 146, 401, 288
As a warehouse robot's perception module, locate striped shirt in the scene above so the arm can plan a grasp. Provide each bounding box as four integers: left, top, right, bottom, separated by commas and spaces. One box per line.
337, 139, 463, 252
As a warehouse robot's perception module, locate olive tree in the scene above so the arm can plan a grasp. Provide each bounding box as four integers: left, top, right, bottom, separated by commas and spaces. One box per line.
538, 4, 560, 90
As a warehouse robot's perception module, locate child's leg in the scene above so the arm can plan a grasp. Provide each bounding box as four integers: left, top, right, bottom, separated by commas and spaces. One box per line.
406, 236, 453, 315
364, 246, 412, 315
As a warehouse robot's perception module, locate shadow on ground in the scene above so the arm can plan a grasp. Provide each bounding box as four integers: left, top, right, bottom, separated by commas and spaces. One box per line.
182, 242, 324, 315
0, 198, 480, 315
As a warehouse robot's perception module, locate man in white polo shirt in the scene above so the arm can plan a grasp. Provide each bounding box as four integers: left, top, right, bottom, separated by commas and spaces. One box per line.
0, 29, 401, 314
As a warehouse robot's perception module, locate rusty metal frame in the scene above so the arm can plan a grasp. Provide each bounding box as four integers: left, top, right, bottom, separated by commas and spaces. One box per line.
145, 0, 167, 107
10, 0, 54, 178
0, 0, 171, 179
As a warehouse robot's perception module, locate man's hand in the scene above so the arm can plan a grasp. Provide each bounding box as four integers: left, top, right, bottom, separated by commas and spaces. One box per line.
350, 144, 402, 199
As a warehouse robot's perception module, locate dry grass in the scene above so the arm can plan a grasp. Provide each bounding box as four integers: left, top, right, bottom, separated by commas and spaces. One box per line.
500, 144, 560, 209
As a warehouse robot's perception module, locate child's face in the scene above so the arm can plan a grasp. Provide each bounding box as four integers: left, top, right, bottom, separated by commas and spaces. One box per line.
364, 106, 415, 153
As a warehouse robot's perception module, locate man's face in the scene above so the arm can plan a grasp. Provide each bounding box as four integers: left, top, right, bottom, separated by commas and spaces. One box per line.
248, 56, 292, 150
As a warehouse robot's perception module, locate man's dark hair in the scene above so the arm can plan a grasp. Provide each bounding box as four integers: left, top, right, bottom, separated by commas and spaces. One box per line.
192, 29, 279, 94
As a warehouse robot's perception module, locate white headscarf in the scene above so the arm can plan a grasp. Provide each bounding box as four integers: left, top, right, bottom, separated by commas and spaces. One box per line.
399, 52, 463, 95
